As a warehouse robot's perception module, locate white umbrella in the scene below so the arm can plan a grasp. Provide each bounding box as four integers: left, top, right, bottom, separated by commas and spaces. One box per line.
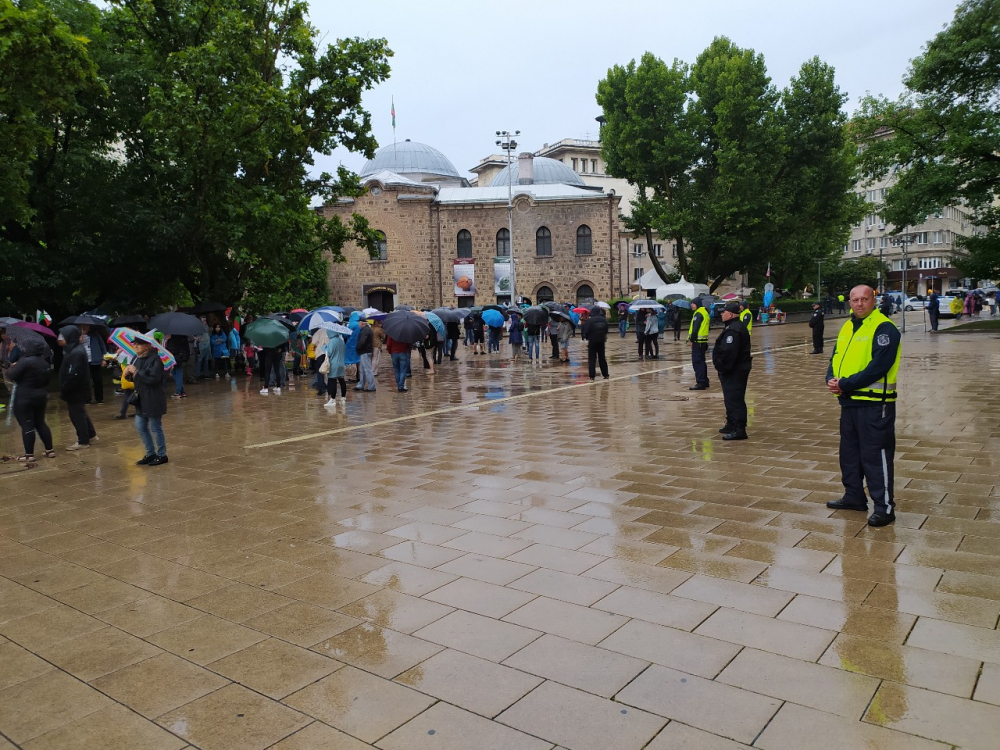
594, 301, 611, 310
362, 307, 381, 317
316, 321, 352, 335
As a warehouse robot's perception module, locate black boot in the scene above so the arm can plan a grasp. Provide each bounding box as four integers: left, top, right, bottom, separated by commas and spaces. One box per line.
718, 423, 735, 434
722, 429, 748, 441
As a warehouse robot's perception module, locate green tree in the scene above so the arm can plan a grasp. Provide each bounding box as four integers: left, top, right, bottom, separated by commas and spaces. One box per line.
596, 53, 697, 281
825, 255, 887, 293
854, 0, 1000, 280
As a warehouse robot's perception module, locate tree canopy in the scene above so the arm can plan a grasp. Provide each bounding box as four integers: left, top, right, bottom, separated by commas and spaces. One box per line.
0, 0, 391, 316
853, 0, 1000, 282
597, 38, 862, 293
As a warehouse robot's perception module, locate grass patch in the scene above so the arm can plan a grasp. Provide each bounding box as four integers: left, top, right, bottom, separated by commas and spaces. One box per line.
942, 319, 1000, 333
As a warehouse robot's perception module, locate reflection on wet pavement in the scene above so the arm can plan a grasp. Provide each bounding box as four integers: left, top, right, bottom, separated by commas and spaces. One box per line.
1, 316, 999, 748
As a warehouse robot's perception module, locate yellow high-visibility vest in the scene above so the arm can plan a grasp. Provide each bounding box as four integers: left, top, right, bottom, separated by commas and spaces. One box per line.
688, 308, 709, 344
831, 310, 900, 402
740, 309, 753, 335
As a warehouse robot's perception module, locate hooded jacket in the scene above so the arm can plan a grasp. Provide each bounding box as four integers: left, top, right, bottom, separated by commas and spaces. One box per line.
582, 311, 609, 343
344, 312, 361, 365
7, 338, 51, 401
133, 350, 167, 418
58, 326, 91, 403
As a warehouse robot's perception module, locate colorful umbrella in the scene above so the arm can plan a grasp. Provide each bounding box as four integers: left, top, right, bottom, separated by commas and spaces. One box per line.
298, 308, 343, 332
11, 321, 57, 338
109, 327, 176, 370
245, 318, 291, 348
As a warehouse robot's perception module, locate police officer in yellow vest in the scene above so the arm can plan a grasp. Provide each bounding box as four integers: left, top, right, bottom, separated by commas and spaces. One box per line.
687, 297, 711, 390
739, 301, 753, 335
826, 285, 901, 527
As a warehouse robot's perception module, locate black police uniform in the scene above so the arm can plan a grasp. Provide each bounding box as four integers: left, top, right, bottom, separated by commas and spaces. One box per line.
712, 317, 752, 439
808, 307, 825, 353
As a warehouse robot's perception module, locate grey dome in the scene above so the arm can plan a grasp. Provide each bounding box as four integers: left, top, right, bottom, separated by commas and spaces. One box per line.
359, 140, 460, 180
490, 156, 586, 187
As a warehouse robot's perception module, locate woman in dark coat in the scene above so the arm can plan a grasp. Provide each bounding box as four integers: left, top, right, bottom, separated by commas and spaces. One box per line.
7, 338, 55, 461
126, 335, 169, 466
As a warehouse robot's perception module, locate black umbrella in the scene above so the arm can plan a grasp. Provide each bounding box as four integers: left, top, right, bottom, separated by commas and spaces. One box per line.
522, 306, 549, 326
58, 315, 105, 327
190, 300, 227, 314
147, 311, 205, 337
264, 313, 298, 330
382, 310, 431, 344
394, 304, 416, 312
549, 309, 573, 323
110, 314, 147, 327
482, 304, 507, 314
431, 308, 464, 324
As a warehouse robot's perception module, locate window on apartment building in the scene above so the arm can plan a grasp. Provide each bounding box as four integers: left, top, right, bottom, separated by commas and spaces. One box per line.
571, 158, 578, 171
536, 285, 554, 303
634, 267, 644, 281
576, 284, 595, 305
852, 240, 862, 252
580, 160, 587, 173
373, 231, 388, 261
842, 244, 849, 253
867, 238, 876, 251
456, 229, 472, 258
892, 260, 906, 271
633, 243, 644, 257
576, 225, 592, 255
496, 228, 510, 256
933, 230, 945, 244
867, 190, 878, 202
591, 159, 597, 173
535, 226, 552, 256
918, 257, 943, 269
671, 245, 678, 258
880, 237, 889, 249
880, 188, 888, 200
915, 232, 928, 245
653, 244, 663, 257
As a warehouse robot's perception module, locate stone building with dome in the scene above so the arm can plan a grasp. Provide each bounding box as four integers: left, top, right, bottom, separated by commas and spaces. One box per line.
320, 139, 622, 311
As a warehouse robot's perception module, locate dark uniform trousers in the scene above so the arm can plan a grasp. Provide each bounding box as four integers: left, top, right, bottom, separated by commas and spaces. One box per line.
588, 342, 609, 379
839, 402, 896, 516
720, 369, 750, 429
812, 326, 824, 352
691, 344, 709, 386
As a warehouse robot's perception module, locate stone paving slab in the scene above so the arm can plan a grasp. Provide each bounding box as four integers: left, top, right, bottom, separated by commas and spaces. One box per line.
1, 317, 999, 748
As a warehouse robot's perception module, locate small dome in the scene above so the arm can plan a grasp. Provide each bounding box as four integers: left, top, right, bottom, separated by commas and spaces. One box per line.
490, 156, 586, 187
359, 140, 460, 181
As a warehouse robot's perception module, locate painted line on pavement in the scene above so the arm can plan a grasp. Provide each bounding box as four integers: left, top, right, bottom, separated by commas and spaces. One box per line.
244, 340, 814, 450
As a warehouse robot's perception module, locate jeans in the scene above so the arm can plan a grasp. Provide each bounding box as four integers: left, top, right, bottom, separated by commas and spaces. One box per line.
391, 352, 408, 390
619, 319, 627, 337
525, 335, 539, 359
357, 353, 375, 390
172, 367, 185, 395
197, 350, 212, 378
135, 414, 167, 457
464, 327, 474, 346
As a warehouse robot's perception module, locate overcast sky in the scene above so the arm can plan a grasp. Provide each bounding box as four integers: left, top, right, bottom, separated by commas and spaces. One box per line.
309, 0, 958, 182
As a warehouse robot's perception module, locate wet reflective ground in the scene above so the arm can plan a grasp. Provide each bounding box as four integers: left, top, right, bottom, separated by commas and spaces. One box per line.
1, 314, 999, 749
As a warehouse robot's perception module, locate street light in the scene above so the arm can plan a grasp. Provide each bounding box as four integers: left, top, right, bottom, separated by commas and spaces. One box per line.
814, 259, 825, 303
890, 230, 918, 334
495, 129, 520, 305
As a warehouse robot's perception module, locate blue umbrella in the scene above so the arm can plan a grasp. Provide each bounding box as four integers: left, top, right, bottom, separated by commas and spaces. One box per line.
482, 309, 504, 328
298, 308, 343, 332
422, 311, 446, 338
670, 299, 692, 310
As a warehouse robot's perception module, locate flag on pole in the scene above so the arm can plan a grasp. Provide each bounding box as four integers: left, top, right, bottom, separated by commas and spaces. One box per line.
391, 98, 396, 128
36, 310, 52, 326
765, 263, 771, 279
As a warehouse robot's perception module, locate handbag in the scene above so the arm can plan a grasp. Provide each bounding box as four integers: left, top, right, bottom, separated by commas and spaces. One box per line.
319, 356, 331, 375
128, 391, 140, 407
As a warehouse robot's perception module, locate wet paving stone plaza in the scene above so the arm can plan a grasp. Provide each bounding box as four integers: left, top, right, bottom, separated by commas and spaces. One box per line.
1, 315, 999, 749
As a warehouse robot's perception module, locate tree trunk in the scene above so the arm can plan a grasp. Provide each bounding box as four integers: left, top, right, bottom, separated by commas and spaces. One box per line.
645, 227, 672, 290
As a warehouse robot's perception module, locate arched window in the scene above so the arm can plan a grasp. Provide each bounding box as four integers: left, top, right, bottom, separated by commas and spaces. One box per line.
576, 225, 592, 255
535, 227, 552, 257
374, 230, 388, 261
457, 230, 472, 258
537, 286, 554, 303
576, 284, 594, 305
496, 228, 510, 257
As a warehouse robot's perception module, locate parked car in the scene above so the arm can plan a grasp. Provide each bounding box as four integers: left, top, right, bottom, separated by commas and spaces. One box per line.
904, 295, 957, 315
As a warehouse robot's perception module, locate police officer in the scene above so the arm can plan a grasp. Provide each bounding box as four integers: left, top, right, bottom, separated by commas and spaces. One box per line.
687, 297, 710, 390
739, 301, 753, 335
809, 302, 825, 354
712, 301, 752, 441
826, 285, 901, 527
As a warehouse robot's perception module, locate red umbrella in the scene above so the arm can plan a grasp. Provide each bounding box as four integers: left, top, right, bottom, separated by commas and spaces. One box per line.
721, 293, 739, 300
290, 308, 308, 313
12, 321, 57, 338
572, 306, 590, 314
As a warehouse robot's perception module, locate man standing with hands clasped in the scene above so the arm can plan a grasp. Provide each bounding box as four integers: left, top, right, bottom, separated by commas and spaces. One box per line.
826, 285, 901, 527
712, 301, 752, 441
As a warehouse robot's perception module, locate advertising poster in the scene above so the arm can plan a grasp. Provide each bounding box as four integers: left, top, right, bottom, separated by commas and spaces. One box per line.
493, 257, 512, 295
453, 260, 475, 297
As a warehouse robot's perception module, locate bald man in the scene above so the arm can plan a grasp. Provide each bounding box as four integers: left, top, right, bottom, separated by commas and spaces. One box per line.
825, 285, 901, 527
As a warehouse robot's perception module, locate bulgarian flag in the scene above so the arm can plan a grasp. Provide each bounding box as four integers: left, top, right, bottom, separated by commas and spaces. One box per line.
391, 97, 396, 129
36, 310, 52, 326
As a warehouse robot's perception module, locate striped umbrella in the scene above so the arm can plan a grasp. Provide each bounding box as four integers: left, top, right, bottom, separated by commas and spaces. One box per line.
109, 328, 177, 370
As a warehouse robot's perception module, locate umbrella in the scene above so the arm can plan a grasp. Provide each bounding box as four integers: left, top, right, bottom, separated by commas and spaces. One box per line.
467, 306, 484, 316
109, 328, 177, 370
423, 311, 446, 338
382, 310, 431, 344
331, 305, 360, 315
11, 321, 57, 338
110, 314, 147, 327
594, 301, 611, 310
2, 324, 47, 350
549, 309, 573, 323
394, 304, 416, 312
431, 308, 464, 324
721, 293, 739, 301
542, 301, 566, 311
189, 300, 227, 314
572, 307, 590, 314
482, 309, 505, 328
0, 316, 22, 325
290, 308, 309, 314
315, 321, 352, 336
628, 300, 665, 313
245, 318, 291, 348
58, 315, 105, 328
263, 313, 298, 330
298, 308, 343, 332
362, 307, 382, 317
147, 311, 205, 337
482, 304, 507, 314
522, 307, 549, 325
670, 299, 692, 309
82, 310, 112, 324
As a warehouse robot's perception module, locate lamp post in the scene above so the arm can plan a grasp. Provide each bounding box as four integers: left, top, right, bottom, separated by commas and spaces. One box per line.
890, 230, 917, 334
814, 259, 825, 302
496, 130, 520, 305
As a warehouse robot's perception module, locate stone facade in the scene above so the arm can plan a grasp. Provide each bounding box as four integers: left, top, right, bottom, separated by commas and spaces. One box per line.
321, 182, 621, 309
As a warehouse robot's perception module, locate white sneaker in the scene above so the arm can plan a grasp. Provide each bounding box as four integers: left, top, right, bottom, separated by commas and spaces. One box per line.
215, 374, 220, 379
225, 373, 231, 379
337, 396, 347, 407
273, 387, 281, 395
66, 443, 90, 451
91, 436, 99, 443
323, 398, 336, 408
259, 388, 269, 395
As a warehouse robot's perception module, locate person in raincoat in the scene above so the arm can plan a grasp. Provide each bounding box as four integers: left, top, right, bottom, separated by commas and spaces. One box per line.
344, 311, 361, 382
210, 324, 230, 379
950, 296, 964, 319
323, 331, 347, 409
508, 312, 524, 361
227, 325, 242, 373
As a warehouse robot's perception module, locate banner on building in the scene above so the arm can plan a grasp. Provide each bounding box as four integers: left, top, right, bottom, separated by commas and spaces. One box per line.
493, 257, 512, 295
453, 260, 475, 297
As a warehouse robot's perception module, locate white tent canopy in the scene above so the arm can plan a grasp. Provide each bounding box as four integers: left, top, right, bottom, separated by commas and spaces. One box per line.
634, 267, 676, 290
655, 275, 710, 300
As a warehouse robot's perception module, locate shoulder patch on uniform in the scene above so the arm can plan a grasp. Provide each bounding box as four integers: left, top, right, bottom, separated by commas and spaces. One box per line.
725, 335, 733, 344
876, 333, 890, 346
